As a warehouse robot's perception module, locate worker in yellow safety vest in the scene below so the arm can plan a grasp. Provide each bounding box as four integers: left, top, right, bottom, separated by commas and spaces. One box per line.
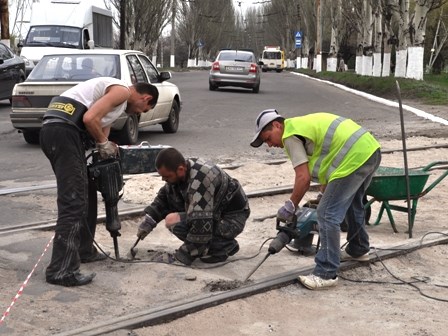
250, 109, 381, 290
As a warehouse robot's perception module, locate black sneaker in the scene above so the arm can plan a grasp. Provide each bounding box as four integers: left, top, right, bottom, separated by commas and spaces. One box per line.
200, 243, 239, 264
80, 251, 110, 263
47, 272, 96, 287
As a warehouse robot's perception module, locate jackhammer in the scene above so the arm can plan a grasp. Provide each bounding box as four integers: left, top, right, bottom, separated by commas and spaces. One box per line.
88, 151, 124, 259
243, 206, 319, 282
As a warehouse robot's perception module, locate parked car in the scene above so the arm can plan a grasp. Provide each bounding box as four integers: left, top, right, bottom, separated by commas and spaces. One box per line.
0, 42, 26, 103
10, 49, 182, 145
209, 49, 263, 93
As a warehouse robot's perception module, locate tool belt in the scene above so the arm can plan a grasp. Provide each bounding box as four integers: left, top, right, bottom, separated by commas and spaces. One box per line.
43, 96, 88, 131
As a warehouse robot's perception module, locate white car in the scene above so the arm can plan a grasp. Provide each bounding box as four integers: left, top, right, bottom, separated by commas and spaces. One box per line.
10, 49, 182, 145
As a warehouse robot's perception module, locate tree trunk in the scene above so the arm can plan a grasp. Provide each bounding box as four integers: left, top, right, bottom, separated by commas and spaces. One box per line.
372, 0, 383, 77
382, 0, 394, 77
406, 1, 430, 80
393, 0, 410, 78
0, 0, 10, 41
361, 1, 373, 76
315, 0, 322, 72
328, 0, 343, 72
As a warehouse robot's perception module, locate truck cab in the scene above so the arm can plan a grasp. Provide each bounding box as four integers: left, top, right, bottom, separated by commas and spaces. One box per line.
18, 0, 113, 75
260, 46, 286, 73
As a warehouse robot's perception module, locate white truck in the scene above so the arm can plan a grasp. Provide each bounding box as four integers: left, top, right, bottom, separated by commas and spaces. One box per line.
260, 46, 286, 73
18, 0, 113, 75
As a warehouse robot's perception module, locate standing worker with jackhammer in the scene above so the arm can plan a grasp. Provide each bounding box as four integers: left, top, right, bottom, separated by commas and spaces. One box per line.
40, 77, 159, 287
136, 147, 250, 265
250, 109, 381, 290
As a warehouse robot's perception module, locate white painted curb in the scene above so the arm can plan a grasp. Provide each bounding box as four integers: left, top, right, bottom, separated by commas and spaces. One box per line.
290, 72, 448, 126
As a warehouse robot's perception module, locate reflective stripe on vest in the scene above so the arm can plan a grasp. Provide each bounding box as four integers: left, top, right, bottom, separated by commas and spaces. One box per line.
311, 116, 367, 181
325, 126, 366, 180
312, 116, 344, 179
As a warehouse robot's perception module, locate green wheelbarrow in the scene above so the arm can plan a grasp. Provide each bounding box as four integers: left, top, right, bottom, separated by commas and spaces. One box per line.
364, 161, 448, 233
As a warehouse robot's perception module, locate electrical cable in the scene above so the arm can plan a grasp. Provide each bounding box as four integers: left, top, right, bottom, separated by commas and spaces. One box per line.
91, 225, 275, 269
339, 231, 448, 302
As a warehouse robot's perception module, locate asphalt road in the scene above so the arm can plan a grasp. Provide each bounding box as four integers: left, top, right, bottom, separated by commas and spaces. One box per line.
0, 70, 443, 200
0, 70, 439, 185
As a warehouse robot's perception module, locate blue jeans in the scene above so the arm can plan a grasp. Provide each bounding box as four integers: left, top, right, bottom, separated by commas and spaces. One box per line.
313, 149, 381, 280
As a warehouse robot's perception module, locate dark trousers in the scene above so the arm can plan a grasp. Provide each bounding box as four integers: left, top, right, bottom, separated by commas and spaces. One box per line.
40, 124, 97, 281
172, 208, 250, 256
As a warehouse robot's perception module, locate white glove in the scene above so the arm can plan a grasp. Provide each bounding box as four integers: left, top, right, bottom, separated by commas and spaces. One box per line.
96, 140, 118, 159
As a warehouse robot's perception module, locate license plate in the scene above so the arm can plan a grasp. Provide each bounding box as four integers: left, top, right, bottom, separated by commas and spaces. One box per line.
226, 66, 244, 71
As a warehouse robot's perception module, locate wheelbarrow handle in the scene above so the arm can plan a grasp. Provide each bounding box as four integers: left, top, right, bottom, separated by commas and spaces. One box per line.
421, 161, 448, 172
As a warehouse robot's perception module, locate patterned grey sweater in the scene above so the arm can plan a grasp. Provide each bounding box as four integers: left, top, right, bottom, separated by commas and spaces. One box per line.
144, 158, 247, 245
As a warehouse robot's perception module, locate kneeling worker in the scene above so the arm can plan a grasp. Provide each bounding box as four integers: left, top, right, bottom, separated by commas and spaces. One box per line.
137, 148, 250, 265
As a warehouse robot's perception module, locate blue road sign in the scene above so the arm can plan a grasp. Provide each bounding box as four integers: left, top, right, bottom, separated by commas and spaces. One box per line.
295, 31, 302, 48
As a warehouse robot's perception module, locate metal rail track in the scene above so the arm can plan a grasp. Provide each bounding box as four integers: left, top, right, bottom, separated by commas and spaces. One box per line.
0, 184, 322, 236
2, 144, 447, 196
54, 233, 448, 336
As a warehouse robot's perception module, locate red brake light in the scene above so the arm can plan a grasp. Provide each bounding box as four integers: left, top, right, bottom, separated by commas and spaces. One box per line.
12, 96, 32, 107
212, 61, 220, 71
249, 63, 257, 73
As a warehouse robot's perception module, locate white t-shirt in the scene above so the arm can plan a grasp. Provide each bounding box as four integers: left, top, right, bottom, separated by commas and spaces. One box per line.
61, 77, 130, 128
284, 135, 314, 168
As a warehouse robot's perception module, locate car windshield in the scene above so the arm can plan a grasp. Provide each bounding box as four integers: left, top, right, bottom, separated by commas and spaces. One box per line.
25, 26, 82, 48
27, 54, 120, 81
218, 51, 254, 62
263, 51, 282, 59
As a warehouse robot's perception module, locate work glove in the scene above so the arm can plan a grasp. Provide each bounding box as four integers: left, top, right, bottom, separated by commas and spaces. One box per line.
137, 214, 157, 240
277, 199, 296, 223
96, 140, 118, 160
174, 243, 207, 266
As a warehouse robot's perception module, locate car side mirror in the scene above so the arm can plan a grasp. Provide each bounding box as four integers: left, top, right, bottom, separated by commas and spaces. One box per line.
258, 61, 264, 66
159, 71, 172, 82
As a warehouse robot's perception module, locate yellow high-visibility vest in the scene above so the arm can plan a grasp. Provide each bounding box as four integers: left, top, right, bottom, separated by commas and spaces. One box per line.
282, 113, 380, 184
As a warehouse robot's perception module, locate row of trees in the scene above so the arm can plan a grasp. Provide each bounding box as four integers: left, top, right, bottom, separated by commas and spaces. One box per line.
5, 0, 447, 78
110, 0, 446, 79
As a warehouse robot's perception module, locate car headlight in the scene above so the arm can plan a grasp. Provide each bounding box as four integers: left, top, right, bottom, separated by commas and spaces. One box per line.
20, 56, 34, 67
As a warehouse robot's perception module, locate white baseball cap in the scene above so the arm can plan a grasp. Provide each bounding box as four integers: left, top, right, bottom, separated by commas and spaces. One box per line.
250, 109, 284, 147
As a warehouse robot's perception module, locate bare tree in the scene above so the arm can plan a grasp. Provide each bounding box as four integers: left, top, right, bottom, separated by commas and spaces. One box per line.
406, 0, 445, 79
328, 0, 344, 71
177, 0, 235, 66
372, 0, 384, 76
109, 0, 172, 59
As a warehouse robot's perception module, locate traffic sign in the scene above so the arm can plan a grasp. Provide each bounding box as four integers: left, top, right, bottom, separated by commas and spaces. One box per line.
295, 31, 302, 48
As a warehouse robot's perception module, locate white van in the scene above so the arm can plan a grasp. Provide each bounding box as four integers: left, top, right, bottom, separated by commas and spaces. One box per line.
260, 46, 285, 73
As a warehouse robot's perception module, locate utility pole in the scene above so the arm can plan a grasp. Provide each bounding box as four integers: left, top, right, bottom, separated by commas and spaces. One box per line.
0, 0, 10, 46
170, 0, 176, 68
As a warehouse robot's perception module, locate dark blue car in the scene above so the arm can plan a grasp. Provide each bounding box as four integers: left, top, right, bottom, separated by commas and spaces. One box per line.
0, 42, 26, 103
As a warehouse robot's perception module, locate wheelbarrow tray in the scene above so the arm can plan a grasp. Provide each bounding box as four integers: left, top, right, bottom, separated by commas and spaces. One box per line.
366, 166, 429, 201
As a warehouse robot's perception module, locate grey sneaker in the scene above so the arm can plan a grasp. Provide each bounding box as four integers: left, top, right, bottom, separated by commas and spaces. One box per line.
298, 274, 338, 290
340, 250, 370, 262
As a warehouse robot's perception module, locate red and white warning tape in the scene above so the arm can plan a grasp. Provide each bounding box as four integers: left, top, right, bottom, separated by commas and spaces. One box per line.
0, 234, 54, 326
